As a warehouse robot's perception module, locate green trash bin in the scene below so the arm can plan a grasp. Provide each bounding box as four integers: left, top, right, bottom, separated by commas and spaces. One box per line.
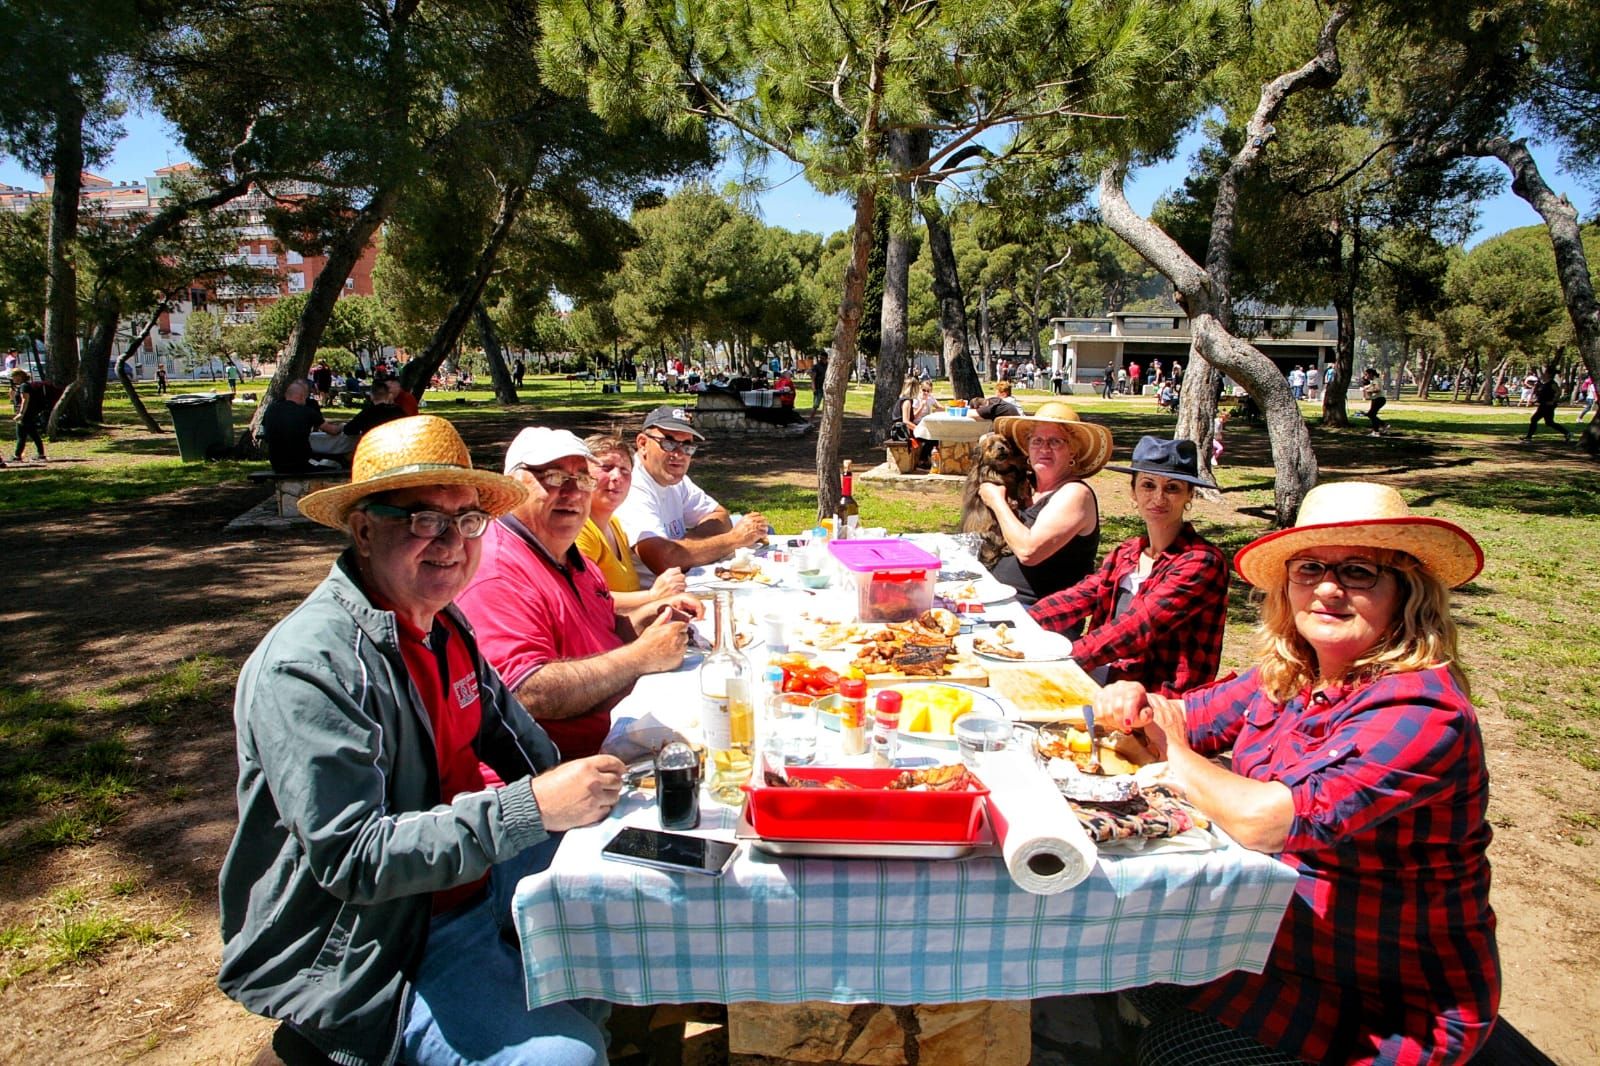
166, 392, 236, 462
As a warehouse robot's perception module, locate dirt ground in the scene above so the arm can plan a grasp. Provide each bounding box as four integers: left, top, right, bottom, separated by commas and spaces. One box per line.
0, 407, 1595, 1064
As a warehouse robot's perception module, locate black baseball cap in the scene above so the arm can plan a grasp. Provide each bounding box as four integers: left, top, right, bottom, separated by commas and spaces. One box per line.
642, 405, 705, 440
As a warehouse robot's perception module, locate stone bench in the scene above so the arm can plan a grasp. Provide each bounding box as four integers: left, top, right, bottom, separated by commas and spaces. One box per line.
247, 469, 346, 519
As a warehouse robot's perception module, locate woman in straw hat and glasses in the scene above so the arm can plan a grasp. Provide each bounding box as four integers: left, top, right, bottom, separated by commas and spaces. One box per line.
1098, 482, 1498, 1066
980, 401, 1112, 606
219, 415, 619, 1066
1027, 435, 1229, 694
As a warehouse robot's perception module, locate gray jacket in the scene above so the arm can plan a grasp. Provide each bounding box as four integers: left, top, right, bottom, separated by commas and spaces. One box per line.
218, 551, 560, 1065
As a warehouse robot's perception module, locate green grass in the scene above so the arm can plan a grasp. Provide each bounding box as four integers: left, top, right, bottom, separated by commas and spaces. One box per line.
0, 883, 188, 990
0, 656, 233, 855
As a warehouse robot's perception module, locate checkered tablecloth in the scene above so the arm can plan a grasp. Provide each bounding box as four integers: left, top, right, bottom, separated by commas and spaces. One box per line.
511, 792, 1297, 1008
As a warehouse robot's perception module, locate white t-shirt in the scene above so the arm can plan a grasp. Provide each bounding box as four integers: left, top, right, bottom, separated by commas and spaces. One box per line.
614, 464, 723, 584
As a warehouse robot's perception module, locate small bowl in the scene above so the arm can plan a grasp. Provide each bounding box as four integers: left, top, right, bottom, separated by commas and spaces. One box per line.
797, 570, 831, 589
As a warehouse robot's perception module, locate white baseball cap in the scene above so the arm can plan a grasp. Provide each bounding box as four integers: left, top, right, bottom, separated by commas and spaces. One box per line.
503, 427, 593, 474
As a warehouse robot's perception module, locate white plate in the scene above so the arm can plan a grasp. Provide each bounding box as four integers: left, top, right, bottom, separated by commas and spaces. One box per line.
936, 577, 1017, 605
971, 630, 1073, 664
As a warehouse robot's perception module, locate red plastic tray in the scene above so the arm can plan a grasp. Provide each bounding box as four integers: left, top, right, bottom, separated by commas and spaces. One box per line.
743, 767, 989, 844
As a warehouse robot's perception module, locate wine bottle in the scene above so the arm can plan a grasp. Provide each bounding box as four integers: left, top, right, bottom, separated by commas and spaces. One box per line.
839, 459, 859, 536
700, 590, 753, 804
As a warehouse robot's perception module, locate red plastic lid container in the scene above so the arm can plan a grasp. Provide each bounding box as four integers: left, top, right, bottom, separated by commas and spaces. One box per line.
743, 766, 988, 844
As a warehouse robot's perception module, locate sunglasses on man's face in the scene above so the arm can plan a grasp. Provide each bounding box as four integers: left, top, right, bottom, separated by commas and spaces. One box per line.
645, 434, 699, 456
518, 466, 598, 492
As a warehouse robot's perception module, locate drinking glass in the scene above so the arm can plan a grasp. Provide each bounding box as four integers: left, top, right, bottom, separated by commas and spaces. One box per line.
954, 714, 1013, 770
771, 693, 819, 765
655, 741, 702, 830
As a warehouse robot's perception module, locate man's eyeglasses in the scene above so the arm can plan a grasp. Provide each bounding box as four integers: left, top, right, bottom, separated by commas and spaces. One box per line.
361, 503, 492, 540
644, 434, 699, 456
517, 467, 598, 492
1285, 557, 1387, 590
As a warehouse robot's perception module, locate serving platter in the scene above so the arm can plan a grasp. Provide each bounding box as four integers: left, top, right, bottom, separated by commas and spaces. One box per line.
735, 802, 995, 860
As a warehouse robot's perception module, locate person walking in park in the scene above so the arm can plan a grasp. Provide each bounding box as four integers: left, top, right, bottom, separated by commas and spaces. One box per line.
156, 364, 168, 394
1360, 367, 1388, 436
811, 351, 828, 409
1576, 375, 1594, 422
1522, 370, 1573, 444
10, 369, 52, 463
225, 360, 240, 396
513, 357, 526, 388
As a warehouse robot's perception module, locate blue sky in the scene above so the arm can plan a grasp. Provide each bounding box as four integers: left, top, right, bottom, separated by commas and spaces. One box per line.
0, 109, 1585, 248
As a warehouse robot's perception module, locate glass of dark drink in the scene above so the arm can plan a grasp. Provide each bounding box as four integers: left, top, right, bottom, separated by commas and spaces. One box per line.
655, 741, 701, 830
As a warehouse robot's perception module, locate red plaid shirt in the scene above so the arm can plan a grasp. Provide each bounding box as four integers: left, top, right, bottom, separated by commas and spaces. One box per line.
1026, 523, 1227, 696
1180, 666, 1499, 1065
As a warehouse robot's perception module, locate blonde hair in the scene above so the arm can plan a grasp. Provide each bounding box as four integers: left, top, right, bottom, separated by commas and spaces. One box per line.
1253, 548, 1467, 702
583, 433, 632, 462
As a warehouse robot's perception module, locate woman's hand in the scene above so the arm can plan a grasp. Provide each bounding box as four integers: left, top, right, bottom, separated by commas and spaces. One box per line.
1094, 680, 1153, 732
1142, 694, 1191, 760
978, 481, 1010, 513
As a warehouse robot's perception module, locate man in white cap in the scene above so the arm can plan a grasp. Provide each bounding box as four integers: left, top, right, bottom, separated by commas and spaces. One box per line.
614, 405, 769, 584
456, 426, 704, 761
219, 415, 618, 1066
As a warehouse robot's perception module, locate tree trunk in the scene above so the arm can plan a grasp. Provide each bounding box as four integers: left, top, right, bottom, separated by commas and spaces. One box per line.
1100, 168, 1318, 524
475, 302, 519, 405
50, 295, 119, 438
927, 206, 981, 401
1416, 344, 1432, 401
399, 183, 529, 401
871, 130, 915, 444
1476, 137, 1600, 455
254, 185, 400, 434
115, 312, 169, 433
817, 186, 878, 519
1483, 357, 1508, 405
43, 94, 86, 432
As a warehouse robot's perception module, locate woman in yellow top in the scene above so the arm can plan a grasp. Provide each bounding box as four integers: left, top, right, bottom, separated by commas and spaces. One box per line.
577, 434, 688, 610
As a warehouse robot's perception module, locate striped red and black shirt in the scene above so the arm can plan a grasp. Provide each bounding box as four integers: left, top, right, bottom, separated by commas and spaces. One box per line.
1027, 522, 1228, 696
1181, 665, 1499, 1065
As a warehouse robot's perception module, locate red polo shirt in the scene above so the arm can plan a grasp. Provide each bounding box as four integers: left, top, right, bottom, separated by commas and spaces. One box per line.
455, 516, 624, 759
369, 598, 491, 913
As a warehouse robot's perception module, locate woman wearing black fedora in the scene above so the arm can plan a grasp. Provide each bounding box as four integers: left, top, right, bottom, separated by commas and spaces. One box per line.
1028, 435, 1229, 696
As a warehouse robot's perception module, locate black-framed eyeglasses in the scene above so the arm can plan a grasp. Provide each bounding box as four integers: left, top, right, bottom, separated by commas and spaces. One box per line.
361, 502, 492, 540
515, 466, 598, 492
644, 433, 699, 456
1285, 557, 1387, 590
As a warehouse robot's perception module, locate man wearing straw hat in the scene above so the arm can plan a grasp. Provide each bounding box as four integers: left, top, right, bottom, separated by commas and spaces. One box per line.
219, 416, 617, 1066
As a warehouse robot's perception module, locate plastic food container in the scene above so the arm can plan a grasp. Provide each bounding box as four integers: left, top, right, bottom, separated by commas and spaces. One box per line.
743, 766, 989, 843
827, 539, 940, 622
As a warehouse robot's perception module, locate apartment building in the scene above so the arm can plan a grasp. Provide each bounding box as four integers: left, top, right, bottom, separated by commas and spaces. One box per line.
1, 165, 378, 378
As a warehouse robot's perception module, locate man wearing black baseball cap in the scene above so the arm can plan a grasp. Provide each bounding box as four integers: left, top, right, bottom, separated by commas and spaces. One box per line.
614, 406, 769, 583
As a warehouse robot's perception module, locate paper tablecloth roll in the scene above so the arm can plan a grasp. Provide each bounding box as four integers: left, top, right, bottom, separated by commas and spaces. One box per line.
978, 748, 1097, 895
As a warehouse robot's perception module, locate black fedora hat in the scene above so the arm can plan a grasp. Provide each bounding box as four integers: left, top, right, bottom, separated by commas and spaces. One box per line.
1105, 435, 1215, 488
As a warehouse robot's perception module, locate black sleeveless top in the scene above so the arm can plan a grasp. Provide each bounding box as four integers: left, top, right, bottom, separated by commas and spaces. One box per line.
990, 484, 1100, 607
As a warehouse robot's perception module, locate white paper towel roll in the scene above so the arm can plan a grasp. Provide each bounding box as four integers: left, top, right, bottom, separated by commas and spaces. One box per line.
978, 748, 1097, 894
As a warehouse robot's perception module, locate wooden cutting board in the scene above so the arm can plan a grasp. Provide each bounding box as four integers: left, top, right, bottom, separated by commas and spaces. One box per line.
984, 661, 1100, 721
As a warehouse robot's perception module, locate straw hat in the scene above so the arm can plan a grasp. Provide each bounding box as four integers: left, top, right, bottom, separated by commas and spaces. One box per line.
297, 415, 528, 531
993, 401, 1113, 477
1233, 481, 1483, 590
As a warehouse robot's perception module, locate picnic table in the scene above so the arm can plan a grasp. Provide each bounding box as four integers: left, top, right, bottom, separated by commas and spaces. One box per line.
914, 412, 994, 475
511, 534, 1297, 1063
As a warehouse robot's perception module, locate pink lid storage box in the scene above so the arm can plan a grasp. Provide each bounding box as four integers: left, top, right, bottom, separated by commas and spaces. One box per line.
827, 539, 941, 622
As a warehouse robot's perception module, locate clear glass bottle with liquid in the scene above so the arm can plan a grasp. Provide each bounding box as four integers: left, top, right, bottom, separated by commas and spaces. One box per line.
700, 589, 753, 804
